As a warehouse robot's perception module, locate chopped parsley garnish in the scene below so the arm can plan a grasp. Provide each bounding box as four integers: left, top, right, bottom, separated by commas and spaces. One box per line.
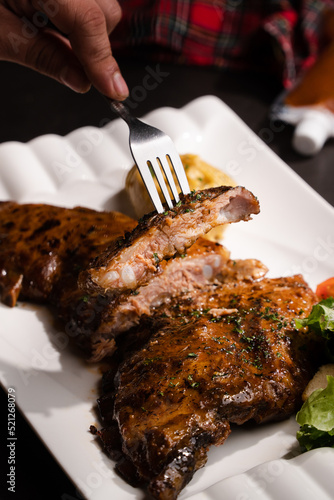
153, 252, 159, 263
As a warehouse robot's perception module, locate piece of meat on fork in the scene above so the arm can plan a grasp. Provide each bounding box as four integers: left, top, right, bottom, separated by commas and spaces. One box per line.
80, 185, 260, 295
60, 185, 260, 360
0, 186, 260, 361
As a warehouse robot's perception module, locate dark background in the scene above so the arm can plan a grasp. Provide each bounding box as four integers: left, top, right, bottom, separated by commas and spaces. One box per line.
0, 57, 333, 500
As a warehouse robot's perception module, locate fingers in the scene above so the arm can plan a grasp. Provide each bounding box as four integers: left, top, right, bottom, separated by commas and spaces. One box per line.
0, 0, 128, 100
37, 0, 129, 99
0, 6, 90, 92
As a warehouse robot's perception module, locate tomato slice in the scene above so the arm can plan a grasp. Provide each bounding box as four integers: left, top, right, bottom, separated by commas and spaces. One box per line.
316, 277, 334, 299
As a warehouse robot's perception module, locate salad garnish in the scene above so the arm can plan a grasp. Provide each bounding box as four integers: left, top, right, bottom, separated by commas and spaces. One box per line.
295, 294, 334, 450
295, 297, 334, 360
296, 376, 334, 451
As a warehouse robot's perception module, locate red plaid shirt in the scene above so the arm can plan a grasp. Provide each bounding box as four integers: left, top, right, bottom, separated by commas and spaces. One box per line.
111, 0, 334, 87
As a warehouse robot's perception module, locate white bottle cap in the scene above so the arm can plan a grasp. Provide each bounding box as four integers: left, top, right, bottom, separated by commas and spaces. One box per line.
292, 110, 333, 156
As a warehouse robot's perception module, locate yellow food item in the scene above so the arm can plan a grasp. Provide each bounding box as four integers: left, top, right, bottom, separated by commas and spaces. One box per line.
125, 154, 236, 242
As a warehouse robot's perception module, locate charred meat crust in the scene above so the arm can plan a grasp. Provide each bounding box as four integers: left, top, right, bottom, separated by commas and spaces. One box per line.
0, 202, 136, 307
97, 275, 321, 500
79, 186, 260, 295
0, 196, 325, 500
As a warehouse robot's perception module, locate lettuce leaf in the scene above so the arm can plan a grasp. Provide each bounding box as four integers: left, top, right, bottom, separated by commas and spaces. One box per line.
295, 299, 334, 450
295, 297, 334, 338
295, 297, 334, 360
296, 375, 334, 451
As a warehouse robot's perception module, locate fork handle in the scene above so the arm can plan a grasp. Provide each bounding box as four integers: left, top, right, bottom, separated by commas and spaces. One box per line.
107, 99, 134, 125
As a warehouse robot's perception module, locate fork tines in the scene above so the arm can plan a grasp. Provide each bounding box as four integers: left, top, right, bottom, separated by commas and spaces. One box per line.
146, 152, 190, 213
130, 126, 191, 213
108, 99, 190, 213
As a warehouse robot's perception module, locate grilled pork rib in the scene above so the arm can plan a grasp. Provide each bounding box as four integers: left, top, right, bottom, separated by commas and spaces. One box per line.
98, 274, 321, 500
0, 202, 136, 307
80, 186, 260, 295
56, 186, 259, 360
57, 238, 258, 360
96, 238, 268, 337
0, 187, 260, 360
0, 192, 324, 500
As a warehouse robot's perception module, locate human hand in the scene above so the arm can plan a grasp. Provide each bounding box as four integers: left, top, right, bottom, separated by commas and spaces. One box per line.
0, 0, 129, 100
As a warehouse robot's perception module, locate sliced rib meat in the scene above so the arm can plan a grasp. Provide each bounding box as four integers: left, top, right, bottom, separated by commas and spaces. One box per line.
80, 186, 260, 295
95, 239, 268, 336
95, 238, 231, 336
57, 239, 265, 361
0, 188, 259, 360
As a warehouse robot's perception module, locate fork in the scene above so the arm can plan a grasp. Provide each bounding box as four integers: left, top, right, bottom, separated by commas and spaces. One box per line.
107, 99, 191, 213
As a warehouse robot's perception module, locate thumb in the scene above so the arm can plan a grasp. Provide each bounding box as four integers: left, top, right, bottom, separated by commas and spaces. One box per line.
0, 8, 91, 93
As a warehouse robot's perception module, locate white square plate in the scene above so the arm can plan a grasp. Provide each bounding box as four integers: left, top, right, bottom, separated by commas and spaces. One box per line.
0, 96, 333, 500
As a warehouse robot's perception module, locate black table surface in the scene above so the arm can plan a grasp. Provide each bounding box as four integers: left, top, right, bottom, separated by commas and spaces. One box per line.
0, 57, 333, 500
